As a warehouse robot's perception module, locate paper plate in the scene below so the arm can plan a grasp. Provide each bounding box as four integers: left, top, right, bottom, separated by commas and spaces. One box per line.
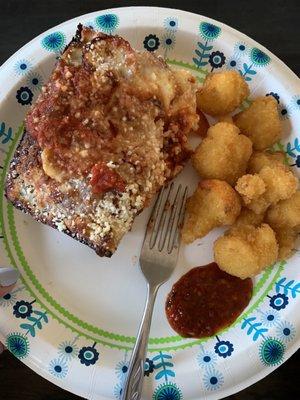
0, 7, 300, 400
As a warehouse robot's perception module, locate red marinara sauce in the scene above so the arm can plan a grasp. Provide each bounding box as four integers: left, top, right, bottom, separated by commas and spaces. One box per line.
165, 262, 253, 338
90, 162, 125, 194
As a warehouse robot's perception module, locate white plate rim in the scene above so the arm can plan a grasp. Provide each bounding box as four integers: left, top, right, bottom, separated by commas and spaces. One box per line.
0, 6, 299, 400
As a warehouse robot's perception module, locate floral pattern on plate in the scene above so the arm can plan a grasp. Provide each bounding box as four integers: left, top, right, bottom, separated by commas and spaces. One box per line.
0, 7, 299, 400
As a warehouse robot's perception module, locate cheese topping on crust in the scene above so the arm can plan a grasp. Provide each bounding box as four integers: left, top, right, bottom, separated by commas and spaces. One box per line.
10, 25, 199, 255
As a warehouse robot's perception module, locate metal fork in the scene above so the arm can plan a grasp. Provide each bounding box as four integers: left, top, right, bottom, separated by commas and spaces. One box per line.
121, 183, 188, 400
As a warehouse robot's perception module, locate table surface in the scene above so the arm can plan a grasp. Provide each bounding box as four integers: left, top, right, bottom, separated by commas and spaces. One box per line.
0, 0, 299, 399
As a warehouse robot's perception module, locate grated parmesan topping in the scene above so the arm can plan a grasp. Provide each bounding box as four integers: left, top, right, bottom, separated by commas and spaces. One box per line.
8, 26, 200, 255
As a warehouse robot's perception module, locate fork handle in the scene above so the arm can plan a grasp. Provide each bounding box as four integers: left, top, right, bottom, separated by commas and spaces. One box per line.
121, 283, 158, 400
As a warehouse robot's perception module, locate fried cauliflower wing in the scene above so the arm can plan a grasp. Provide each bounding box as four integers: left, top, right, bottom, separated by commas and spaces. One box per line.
266, 191, 300, 229
260, 164, 298, 202
235, 165, 297, 214
182, 179, 241, 243
273, 226, 298, 260
247, 150, 286, 174
234, 96, 282, 150
214, 223, 278, 279
192, 122, 253, 185
235, 207, 265, 227
235, 174, 266, 205
197, 70, 249, 116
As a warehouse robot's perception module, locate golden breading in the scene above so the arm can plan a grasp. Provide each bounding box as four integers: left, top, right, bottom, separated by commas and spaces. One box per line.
181, 179, 241, 244
235, 165, 297, 214
214, 223, 278, 279
197, 70, 249, 116
266, 191, 300, 229
235, 207, 265, 227
235, 174, 266, 205
274, 226, 298, 260
260, 165, 297, 203
192, 122, 253, 185
234, 96, 282, 150
194, 109, 209, 137
248, 151, 286, 174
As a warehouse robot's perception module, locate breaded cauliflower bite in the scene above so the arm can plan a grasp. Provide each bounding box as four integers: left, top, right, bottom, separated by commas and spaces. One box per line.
234, 96, 282, 150
247, 151, 286, 174
273, 226, 298, 260
192, 122, 253, 185
260, 165, 298, 204
197, 70, 249, 116
182, 179, 241, 244
235, 164, 297, 214
235, 174, 266, 206
266, 191, 300, 229
214, 223, 278, 279
234, 207, 265, 227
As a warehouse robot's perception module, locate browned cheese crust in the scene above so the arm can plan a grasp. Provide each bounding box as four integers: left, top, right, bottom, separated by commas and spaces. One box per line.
5, 25, 199, 256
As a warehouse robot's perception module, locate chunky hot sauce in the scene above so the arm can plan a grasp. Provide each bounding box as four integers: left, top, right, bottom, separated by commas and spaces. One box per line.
90, 162, 125, 194
166, 262, 253, 338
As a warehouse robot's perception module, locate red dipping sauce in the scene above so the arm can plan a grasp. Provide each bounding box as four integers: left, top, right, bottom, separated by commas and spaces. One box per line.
166, 262, 253, 338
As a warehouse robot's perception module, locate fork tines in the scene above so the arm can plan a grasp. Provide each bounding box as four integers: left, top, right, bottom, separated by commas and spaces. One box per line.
146, 183, 188, 254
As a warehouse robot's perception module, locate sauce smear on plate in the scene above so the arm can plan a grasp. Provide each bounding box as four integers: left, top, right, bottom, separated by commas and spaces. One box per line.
166, 262, 253, 338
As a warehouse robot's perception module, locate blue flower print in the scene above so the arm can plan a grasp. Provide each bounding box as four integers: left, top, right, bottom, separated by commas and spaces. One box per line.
0, 121, 13, 144
42, 32, 66, 52
193, 24, 221, 70
78, 344, 99, 366
258, 310, 280, 327
115, 360, 129, 379
95, 14, 119, 34
161, 33, 176, 58
199, 22, 221, 41
14, 59, 31, 75
49, 358, 68, 379
214, 340, 234, 358
280, 106, 290, 120
153, 382, 182, 400
276, 321, 296, 343
13, 300, 34, 319
114, 382, 123, 399
161, 33, 176, 51
58, 340, 79, 361
269, 293, 289, 310
26, 73, 43, 91
203, 368, 224, 391
6, 332, 29, 359
144, 357, 154, 376
16, 86, 33, 105
266, 92, 280, 104
197, 349, 217, 369
289, 95, 300, 112
291, 155, 300, 168
209, 51, 226, 70
164, 17, 179, 32
143, 34, 160, 52
0, 291, 17, 307
234, 41, 248, 57
293, 95, 300, 108
259, 337, 285, 366
227, 57, 240, 70
250, 47, 270, 67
